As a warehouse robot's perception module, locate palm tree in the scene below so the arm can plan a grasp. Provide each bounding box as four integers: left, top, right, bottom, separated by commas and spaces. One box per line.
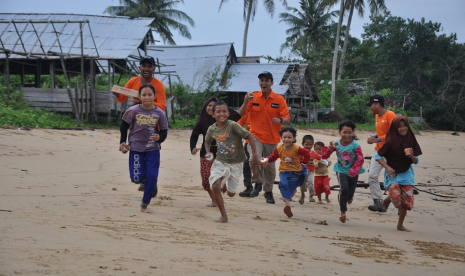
337, 0, 387, 80
330, 0, 345, 111
218, 0, 288, 57
279, 0, 339, 57
104, 0, 195, 45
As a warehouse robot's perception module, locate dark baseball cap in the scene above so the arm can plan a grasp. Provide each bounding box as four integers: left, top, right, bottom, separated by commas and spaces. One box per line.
366, 94, 384, 106
140, 55, 156, 66
258, 71, 273, 81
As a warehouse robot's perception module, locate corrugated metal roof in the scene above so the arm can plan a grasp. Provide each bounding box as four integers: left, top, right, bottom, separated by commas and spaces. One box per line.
0, 13, 153, 59
148, 43, 291, 94
148, 43, 234, 90
226, 63, 291, 95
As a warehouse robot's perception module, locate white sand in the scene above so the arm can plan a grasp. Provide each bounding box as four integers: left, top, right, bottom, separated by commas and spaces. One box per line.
1, 127, 464, 275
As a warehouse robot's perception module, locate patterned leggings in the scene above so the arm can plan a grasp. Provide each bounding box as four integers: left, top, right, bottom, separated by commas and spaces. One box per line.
200, 156, 213, 191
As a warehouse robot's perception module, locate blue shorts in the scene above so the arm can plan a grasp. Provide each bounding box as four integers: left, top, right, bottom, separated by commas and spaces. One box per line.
279, 168, 308, 200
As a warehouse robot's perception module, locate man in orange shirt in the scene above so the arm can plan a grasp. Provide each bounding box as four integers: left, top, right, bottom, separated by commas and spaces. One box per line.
366, 94, 396, 212
238, 71, 291, 204
113, 56, 166, 111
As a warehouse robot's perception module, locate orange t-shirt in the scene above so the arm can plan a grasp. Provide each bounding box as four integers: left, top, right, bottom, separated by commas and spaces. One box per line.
375, 110, 396, 151
246, 90, 290, 144
267, 144, 310, 172
114, 76, 166, 111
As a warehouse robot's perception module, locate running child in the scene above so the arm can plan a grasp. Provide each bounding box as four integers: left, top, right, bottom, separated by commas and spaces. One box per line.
204, 102, 259, 223
313, 141, 332, 204
322, 121, 365, 223
298, 135, 321, 204
262, 127, 311, 218
190, 98, 240, 207
119, 84, 169, 214
375, 116, 422, 232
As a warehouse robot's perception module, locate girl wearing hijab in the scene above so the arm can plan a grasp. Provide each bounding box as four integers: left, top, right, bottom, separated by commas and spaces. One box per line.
190, 98, 241, 207
375, 116, 422, 232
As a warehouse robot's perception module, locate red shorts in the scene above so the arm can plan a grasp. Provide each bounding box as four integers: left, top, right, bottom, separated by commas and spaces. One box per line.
314, 175, 330, 195
389, 183, 414, 210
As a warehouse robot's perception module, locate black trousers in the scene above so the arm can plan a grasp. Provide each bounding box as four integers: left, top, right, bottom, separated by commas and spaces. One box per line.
338, 173, 358, 212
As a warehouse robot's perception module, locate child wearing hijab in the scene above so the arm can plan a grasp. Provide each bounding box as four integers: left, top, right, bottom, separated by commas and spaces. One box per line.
375, 116, 422, 232
190, 98, 241, 207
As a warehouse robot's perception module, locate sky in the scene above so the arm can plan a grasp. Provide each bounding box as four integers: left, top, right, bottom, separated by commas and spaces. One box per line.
2, 0, 464, 59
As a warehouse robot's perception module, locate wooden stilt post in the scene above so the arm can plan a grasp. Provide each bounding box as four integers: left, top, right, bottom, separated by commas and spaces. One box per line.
168, 73, 175, 124
60, 56, 80, 125
5, 51, 11, 99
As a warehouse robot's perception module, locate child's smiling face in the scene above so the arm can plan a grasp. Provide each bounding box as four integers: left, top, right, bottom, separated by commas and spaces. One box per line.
213, 104, 229, 123
281, 131, 295, 146
206, 101, 215, 116
398, 120, 408, 136
302, 139, 314, 151
339, 126, 354, 144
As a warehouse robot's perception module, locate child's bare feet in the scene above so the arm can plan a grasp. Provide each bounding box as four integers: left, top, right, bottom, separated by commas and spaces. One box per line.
299, 195, 305, 205
309, 196, 315, 202
215, 216, 228, 223
140, 207, 154, 214
397, 225, 411, 232
318, 200, 323, 204
206, 202, 217, 207
283, 206, 293, 218
339, 213, 346, 223
326, 198, 331, 204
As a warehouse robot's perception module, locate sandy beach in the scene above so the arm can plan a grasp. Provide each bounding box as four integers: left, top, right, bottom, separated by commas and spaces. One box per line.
1, 127, 464, 276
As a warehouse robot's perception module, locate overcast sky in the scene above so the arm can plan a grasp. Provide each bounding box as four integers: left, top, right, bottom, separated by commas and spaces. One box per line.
2, 0, 464, 59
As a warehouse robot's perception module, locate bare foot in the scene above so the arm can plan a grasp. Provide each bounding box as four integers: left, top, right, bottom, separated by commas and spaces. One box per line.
140, 207, 154, 214
348, 199, 353, 205
339, 213, 346, 223
318, 201, 323, 204
326, 198, 331, 204
214, 216, 228, 223
397, 225, 411, 232
299, 195, 304, 205
206, 203, 217, 207
283, 206, 293, 218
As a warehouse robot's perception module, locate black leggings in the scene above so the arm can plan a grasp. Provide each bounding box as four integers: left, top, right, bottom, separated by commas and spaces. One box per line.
338, 173, 358, 212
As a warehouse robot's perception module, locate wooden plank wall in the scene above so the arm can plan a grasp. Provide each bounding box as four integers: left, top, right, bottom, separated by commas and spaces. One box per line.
20, 87, 118, 113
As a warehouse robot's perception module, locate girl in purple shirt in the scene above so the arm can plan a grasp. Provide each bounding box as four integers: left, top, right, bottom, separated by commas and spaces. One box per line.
119, 84, 169, 213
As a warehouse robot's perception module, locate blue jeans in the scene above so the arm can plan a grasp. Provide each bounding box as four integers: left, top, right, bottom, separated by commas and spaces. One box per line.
129, 150, 160, 208
278, 168, 308, 200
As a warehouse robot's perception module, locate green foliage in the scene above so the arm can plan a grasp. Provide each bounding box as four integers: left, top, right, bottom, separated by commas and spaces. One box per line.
0, 91, 77, 128
171, 64, 232, 120
104, 0, 195, 45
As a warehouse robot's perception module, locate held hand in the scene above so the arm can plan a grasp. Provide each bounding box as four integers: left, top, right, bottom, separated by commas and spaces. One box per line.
119, 142, 126, 152
191, 147, 200, 155
271, 117, 281, 124
244, 92, 252, 104
367, 136, 378, 144
386, 166, 396, 178
328, 141, 336, 151
250, 157, 260, 173
150, 134, 160, 142
259, 157, 269, 167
